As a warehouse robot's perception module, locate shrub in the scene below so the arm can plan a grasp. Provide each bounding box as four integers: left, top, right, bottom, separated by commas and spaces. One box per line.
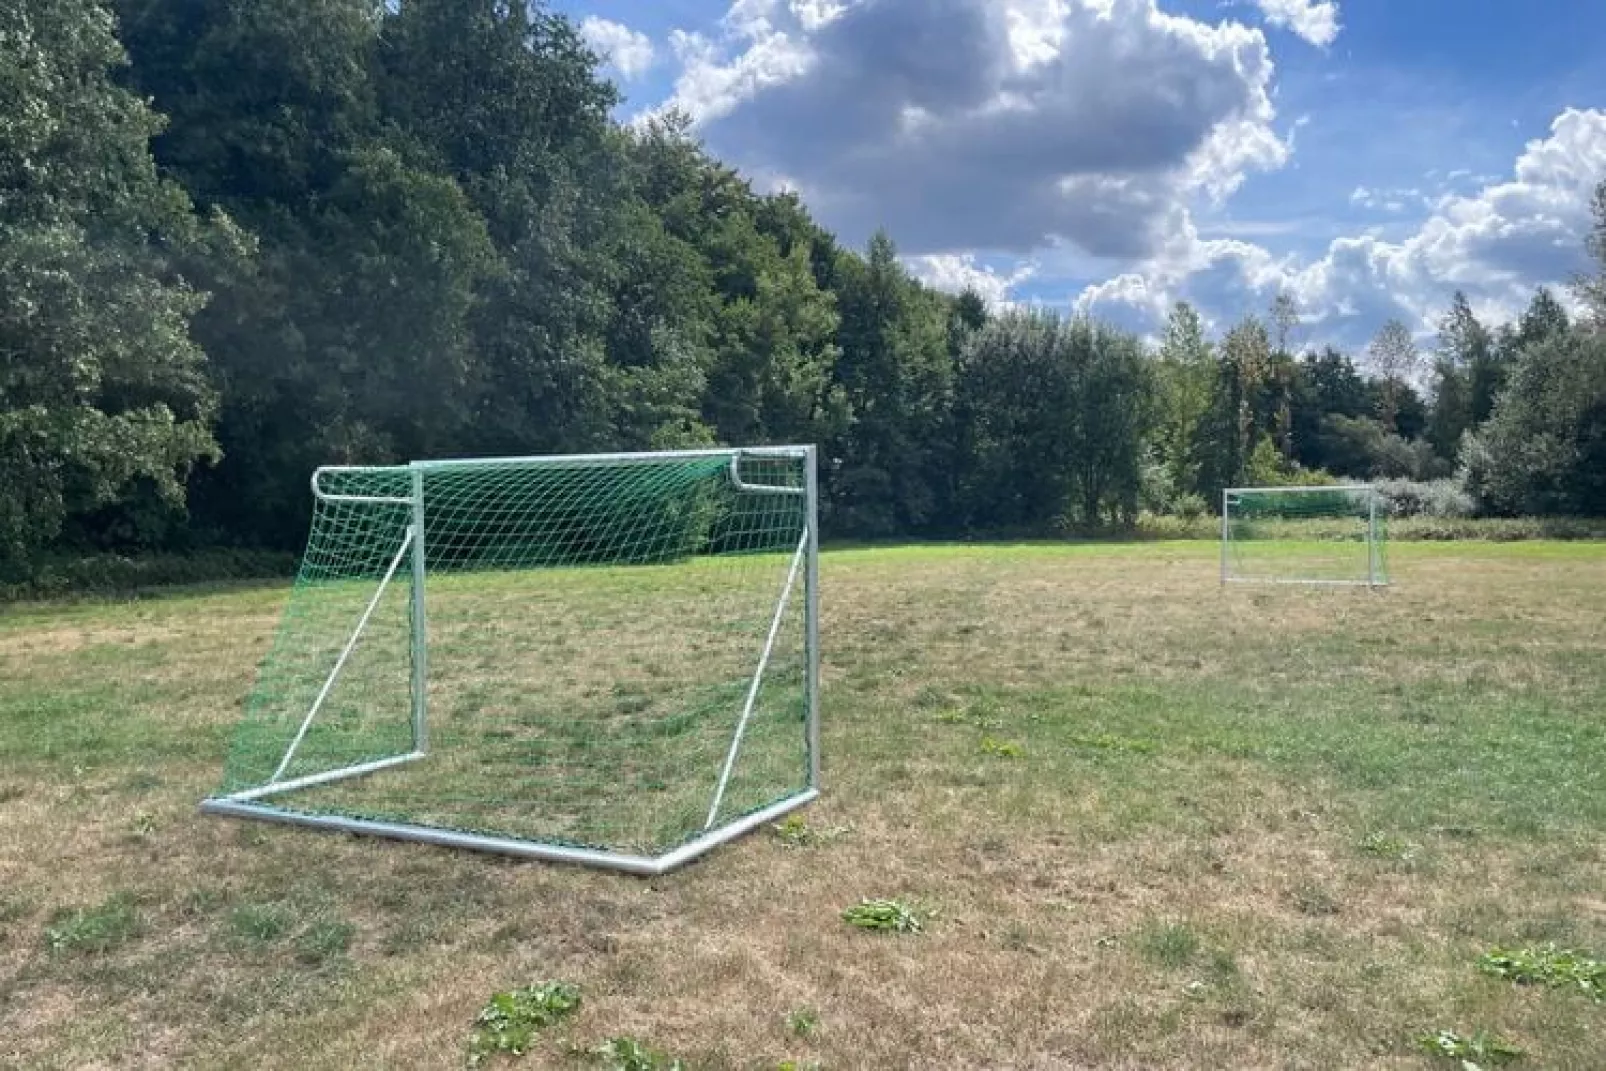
1372, 478, 1475, 519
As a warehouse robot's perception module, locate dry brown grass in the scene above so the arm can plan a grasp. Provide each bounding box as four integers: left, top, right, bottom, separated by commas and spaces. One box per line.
2, 540, 1605, 1068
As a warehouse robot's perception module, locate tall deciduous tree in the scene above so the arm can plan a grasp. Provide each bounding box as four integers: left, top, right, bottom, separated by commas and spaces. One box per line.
1576, 179, 1606, 330
1427, 291, 1493, 460
1368, 318, 1420, 433
0, 0, 222, 567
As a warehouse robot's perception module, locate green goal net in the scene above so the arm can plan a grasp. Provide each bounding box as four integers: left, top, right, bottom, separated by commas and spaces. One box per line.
203, 448, 820, 874
1222, 485, 1388, 587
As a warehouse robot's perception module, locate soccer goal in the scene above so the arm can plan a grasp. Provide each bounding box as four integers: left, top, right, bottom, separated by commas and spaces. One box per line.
202, 447, 820, 875
1221, 485, 1388, 587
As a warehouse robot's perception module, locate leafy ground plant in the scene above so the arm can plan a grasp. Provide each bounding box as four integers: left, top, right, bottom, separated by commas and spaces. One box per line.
1417, 1029, 1523, 1067
842, 898, 923, 933
593, 1037, 686, 1071
979, 736, 1025, 758
1477, 945, 1605, 1001
467, 982, 582, 1066
770, 815, 849, 849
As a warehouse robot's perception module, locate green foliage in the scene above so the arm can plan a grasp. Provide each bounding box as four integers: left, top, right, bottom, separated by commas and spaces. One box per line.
593, 1037, 686, 1071
44, 892, 143, 955
229, 903, 294, 944
1462, 329, 1606, 516
467, 982, 582, 1066
785, 1007, 820, 1038
0, 0, 222, 569
1358, 832, 1416, 861
842, 898, 924, 934
1138, 923, 1200, 969
958, 310, 1152, 531
979, 736, 1025, 758
769, 815, 847, 849
1477, 944, 1606, 1001
1416, 1029, 1524, 1067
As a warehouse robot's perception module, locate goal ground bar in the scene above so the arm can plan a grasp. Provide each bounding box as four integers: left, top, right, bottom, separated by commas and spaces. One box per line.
199, 788, 819, 876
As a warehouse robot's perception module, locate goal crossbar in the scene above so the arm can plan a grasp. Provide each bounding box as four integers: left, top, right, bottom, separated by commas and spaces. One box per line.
202, 446, 821, 875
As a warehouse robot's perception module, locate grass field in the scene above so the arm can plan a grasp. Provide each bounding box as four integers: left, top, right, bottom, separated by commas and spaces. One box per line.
2, 540, 1605, 1068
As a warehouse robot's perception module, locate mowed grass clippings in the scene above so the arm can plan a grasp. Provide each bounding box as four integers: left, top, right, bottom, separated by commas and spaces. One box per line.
0, 541, 1603, 1067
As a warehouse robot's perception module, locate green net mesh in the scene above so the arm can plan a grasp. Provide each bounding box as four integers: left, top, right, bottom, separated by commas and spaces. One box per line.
1223, 486, 1388, 586
212, 450, 815, 859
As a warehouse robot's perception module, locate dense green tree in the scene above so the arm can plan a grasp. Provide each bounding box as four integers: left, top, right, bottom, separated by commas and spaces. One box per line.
1464, 329, 1606, 515
829, 233, 954, 536
958, 312, 1150, 530
0, 0, 223, 568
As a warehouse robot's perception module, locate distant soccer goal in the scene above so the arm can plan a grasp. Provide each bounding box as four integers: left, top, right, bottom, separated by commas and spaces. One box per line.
202, 447, 820, 875
1221, 485, 1387, 587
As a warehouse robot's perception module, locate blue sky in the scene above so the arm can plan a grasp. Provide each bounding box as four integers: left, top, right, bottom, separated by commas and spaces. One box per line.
555, 0, 1606, 349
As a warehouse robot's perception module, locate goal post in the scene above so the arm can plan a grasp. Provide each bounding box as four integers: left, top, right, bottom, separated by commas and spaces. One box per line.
1221, 484, 1388, 588
202, 446, 821, 875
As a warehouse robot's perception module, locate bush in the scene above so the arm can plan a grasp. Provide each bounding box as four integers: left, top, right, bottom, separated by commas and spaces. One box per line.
1372, 478, 1475, 519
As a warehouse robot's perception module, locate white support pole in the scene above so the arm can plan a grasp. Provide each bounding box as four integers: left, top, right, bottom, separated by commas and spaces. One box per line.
268, 527, 414, 784
1220, 488, 1230, 587
1368, 487, 1380, 587
804, 446, 821, 791
705, 525, 810, 830
410, 468, 429, 753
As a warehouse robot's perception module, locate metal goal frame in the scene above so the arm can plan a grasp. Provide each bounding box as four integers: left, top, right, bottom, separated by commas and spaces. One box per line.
201, 446, 821, 876
1220, 484, 1387, 588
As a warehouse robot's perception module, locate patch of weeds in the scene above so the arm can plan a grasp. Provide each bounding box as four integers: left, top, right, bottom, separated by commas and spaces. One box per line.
229, 903, 293, 944
467, 982, 582, 1067
1291, 883, 1340, 917
785, 1007, 820, 1038
1359, 831, 1416, 861
0, 784, 24, 804
842, 898, 924, 934
1137, 922, 1199, 969
770, 814, 849, 849
295, 918, 355, 965
775, 1063, 824, 1071
979, 736, 1025, 759
1066, 732, 1156, 755
593, 1037, 686, 1071
44, 892, 143, 955
1417, 1029, 1523, 1066
127, 811, 158, 839
1477, 944, 1605, 1001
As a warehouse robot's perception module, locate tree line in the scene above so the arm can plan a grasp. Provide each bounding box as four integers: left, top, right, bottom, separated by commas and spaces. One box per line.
3, 0, 1605, 584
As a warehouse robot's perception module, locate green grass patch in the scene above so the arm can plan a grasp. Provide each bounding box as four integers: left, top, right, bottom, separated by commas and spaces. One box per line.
44, 893, 143, 956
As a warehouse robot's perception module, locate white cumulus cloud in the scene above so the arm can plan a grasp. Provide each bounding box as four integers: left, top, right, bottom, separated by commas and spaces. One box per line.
1077, 108, 1606, 346
1250, 0, 1341, 48
663, 0, 1289, 262
904, 254, 1036, 308
580, 17, 657, 80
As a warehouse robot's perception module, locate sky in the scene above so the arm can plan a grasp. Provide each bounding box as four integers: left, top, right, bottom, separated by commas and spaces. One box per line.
554, 0, 1606, 350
